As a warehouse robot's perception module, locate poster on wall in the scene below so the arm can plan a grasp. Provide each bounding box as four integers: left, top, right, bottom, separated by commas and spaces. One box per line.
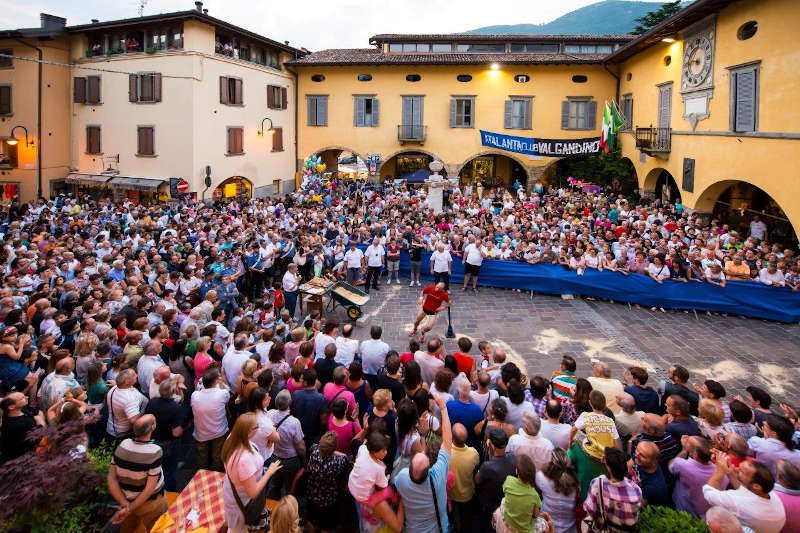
479, 130, 601, 157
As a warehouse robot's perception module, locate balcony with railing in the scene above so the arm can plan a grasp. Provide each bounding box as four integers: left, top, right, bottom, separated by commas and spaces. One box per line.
397, 124, 427, 144
635, 126, 671, 156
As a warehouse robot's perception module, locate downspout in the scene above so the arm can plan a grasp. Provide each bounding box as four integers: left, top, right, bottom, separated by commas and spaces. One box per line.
14, 37, 43, 199
602, 61, 620, 105
286, 61, 299, 193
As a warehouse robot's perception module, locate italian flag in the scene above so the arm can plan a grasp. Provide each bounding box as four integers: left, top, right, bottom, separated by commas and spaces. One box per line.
600, 101, 624, 153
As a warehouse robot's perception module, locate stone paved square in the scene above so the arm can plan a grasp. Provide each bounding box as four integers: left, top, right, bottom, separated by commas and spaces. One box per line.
325, 277, 800, 406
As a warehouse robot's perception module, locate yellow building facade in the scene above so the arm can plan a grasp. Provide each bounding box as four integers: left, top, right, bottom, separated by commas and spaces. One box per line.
610, 0, 800, 240
291, 35, 628, 187
0, 15, 72, 202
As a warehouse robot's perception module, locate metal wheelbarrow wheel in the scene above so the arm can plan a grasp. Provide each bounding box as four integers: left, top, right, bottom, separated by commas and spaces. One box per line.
347, 305, 362, 320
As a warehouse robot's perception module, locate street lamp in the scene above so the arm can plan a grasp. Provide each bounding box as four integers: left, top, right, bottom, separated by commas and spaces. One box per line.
6, 125, 33, 147
257, 117, 276, 137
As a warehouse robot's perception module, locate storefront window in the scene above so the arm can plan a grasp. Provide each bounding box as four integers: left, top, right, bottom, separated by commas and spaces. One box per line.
0, 182, 18, 201
396, 155, 430, 174
0, 140, 18, 168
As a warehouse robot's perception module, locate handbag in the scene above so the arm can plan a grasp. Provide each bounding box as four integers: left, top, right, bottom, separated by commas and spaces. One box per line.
227, 452, 268, 526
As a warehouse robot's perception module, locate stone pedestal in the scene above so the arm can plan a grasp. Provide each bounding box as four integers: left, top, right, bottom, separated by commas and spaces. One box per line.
425, 160, 445, 214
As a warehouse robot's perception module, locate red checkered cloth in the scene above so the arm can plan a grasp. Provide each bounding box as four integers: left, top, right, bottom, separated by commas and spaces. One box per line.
157, 469, 227, 533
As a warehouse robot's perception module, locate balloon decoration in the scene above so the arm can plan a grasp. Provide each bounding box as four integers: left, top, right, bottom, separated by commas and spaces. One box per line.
298, 155, 332, 204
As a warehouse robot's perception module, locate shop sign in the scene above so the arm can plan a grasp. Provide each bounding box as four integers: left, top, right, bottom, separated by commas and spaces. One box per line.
479, 130, 601, 157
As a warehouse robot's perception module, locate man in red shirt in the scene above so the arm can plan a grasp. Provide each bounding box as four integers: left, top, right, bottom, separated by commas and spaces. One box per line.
408, 282, 450, 342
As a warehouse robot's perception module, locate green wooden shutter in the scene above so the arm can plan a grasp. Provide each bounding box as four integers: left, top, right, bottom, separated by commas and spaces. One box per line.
561, 101, 569, 129
735, 69, 757, 132
586, 101, 597, 130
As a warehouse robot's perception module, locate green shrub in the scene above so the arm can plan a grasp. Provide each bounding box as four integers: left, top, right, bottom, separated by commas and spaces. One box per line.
637, 505, 710, 532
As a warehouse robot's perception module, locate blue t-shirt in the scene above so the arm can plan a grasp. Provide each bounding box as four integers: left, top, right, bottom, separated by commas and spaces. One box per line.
446, 400, 484, 447
624, 385, 660, 414
395, 449, 450, 533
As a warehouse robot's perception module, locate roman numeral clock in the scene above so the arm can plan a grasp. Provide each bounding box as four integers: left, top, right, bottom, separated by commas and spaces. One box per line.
680, 21, 716, 130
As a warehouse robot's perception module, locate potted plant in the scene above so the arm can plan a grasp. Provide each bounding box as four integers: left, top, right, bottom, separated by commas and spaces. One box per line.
145, 46, 156, 54
0, 417, 115, 533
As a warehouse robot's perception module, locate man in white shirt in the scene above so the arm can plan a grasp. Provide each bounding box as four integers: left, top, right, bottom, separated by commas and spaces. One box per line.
360, 325, 389, 375
364, 238, 385, 293
221, 333, 252, 389
415, 337, 445, 385
759, 263, 786, 287
587, 361, 625, 414
191, 367, 231, 471
702, 453, 786, 533
540, 399, 572, 449
462, 235, 487, 292
314, 319, 338, 360
334, 323, 359, 367
106, 369, 148, 439
136, 340, 164, 395
507, 412, 554, 471
344, 242, 364, 284
749, 216, 768, 242
282, 263, 300, 319
430, 243, 453, 290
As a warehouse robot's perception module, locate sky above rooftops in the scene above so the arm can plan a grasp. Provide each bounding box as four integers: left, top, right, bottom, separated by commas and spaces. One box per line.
2, 0, 662, 51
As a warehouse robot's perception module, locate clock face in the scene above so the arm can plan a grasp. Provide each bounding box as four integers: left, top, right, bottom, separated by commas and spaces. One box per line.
683, 36, 713, 88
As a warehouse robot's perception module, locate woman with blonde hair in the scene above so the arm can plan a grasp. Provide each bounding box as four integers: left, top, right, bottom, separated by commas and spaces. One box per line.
696, 398, 728, 441
269, 495, 301, 533
192, 336, 213, 387
222, 412, 282, 533
536, 448, 579, 533
73, 334, 97, 387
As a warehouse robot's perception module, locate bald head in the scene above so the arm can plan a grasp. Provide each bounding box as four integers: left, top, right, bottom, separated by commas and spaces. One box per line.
616, 392, 636, 414
55, 357, 73, 375
521, 412, 542, 436
594, 361, 611, 378
642, 413, 665, 436
133, 414, 156, 438
452, 423, 467, 446
457, 379, 471, 400
635, 440, 660, 469
724, 433, 749, 459
410, 451, 431, 483
706, 506, 743, 533
153, 366, 171, 383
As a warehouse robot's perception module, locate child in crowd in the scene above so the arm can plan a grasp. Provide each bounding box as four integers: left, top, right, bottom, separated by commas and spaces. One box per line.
478, 340, 492, 370
348, 432, 396, 529
493, 454, 547, 533
399, 339, 419, 368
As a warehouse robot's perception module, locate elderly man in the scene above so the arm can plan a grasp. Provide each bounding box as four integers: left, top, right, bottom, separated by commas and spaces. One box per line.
194, 290, 217, 329
144, 379, 183, 492
587, 361, 625, 414
191, 367, 231, 471
705, 507, 745, 533
507, 411, 554, 470
631, 413, 680, 473
282, 263, 300, 318
221, 333, 252, 389
630, 440, 670, 506
415, 336, 445, 385
179, 307, 202, 339
703, 453, 786, 533
395, 395, 452, 533
615, 392, 644, 450
147, 366, 185, 403
447, 379, 484, 447
106, 368, 148, 441
430, 242, 452, 291
267, 389, 306, 500
774, 459, 800, 533
364, 237, 385, 293
38, 357, 80, 412
448, 423, 479, 533
136, 340, 164, 394
670, 436, 721, 518
107, 414, 168, 533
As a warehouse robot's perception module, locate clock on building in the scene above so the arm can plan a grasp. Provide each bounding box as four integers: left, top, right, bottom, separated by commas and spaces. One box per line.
682, 36, 713, 88
680, 22, 716, 129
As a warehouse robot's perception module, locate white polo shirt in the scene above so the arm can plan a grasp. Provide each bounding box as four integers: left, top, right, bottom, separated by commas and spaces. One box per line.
464, 243, 486, 266
430, 250, 452, 273
365, 244, 385, 267
345, 248, 364, 269
191, 386, 230, 442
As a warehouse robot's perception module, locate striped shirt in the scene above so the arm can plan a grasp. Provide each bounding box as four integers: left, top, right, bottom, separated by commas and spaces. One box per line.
551, 371, 577, 399
112, 438, 164, 502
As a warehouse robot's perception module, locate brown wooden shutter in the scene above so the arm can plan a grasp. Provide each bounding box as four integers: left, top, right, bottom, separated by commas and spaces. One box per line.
227, 127, 235, 153
272, 127, 283, 151
138, 127, 154, 155
234, 79, 243, 105
267, 85, 275, 109
281, 87, 287, 110
129, 74, 138, 102
220, 76, 229, 104
236, 128, 243, 153
153, 73, 162, 102
73, 77, 86, 103
87, 76, 101, 104
87, 126, 101, 154
0, 86, 10, 115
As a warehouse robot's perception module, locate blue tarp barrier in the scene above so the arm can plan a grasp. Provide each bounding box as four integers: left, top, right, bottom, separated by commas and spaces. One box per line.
358, 246, 800, 323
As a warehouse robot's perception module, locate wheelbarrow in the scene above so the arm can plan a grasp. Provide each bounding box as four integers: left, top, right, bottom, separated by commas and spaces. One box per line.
326, 281, 370, 321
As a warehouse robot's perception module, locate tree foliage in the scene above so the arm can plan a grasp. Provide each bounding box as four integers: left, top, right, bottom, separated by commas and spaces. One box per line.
637, 505, 711, 532
632, 1, 684, 34
556, 150, 637, 191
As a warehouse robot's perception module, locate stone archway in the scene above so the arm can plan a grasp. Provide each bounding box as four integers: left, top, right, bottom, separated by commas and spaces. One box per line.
454, 150, 532, 186
378, 148, 443, 175
213, 176, 253, 200
642, 167, 680, 203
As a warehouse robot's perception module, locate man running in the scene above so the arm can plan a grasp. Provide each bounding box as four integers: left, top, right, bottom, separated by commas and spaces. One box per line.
409, 282, 450, 342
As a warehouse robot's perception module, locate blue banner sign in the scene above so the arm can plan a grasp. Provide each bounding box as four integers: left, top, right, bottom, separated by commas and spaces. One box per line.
480, 130, 602, 157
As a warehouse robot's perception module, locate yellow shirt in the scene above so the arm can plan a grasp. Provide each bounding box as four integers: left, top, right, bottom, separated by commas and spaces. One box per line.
725, 261, 751, 280
448, 444, 480, 503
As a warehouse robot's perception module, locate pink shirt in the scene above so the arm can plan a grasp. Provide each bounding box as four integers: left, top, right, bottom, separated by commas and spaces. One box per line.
775, 488, 800, 533
328, 415, 361, 454
193, 352, 213, 386
286, 378, 302, 395
225, 447, 262, 487
323, 382, 357, 418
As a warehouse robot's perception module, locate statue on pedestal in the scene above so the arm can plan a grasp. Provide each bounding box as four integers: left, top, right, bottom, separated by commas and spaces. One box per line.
425, 160, 445, 214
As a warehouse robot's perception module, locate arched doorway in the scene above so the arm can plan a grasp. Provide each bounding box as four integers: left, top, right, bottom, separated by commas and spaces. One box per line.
311, 147, 368, 181
213, 176, 252, 201
643, 168, 680, 205
380, 150, 446, 184
548, 155, 637, 195
456, 152, 529, 190
694, 180, 798, 244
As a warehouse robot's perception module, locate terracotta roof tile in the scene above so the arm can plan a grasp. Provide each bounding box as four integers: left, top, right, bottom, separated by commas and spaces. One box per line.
369, 33, 634, 43
289, 48, 609, 66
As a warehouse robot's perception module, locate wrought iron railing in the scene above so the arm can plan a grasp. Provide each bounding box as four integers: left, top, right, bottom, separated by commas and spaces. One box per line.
635, 126, 671, 152
397, 124, 426, 142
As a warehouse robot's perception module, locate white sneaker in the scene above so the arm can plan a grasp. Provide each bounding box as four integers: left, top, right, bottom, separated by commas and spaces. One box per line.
386, 279, 390, 285
416, 281, 421, 286
409, 280, 414, 287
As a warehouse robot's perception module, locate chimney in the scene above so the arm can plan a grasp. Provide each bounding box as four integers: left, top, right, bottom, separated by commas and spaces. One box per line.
40, 13, 67, 30
284, 40, 289, 45
203, 8, 208, 14
91, 19, 99, 24
194, 1, 203, 12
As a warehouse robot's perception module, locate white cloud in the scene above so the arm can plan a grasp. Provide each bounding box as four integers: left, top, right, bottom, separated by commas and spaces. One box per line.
2, 0, 663, 50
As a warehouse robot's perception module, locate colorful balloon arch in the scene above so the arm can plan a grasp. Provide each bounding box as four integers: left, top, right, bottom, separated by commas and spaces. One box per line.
298, 154, 330, 204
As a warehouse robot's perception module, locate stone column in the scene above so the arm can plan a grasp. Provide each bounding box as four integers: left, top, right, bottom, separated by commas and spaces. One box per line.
425, 160, 445, 214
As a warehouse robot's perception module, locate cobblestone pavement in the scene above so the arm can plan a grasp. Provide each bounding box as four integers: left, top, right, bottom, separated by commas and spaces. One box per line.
326, 276, 800, 406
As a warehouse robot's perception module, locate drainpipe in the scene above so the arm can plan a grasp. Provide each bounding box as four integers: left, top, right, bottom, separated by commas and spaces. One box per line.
14, 37, 43, 199
286, 63, 299, 194
602, 61, 620, 105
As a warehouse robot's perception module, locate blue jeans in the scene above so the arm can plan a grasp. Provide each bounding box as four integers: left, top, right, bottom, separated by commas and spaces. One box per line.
157, 439, 180, 492
284, 290, 298, 318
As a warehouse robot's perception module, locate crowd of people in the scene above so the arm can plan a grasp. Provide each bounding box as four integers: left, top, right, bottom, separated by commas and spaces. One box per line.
0, 178, 798, 533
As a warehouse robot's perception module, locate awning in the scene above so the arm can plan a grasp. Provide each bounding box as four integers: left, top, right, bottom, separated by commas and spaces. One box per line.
65, 173, 112, 186
108, 176, 167, 191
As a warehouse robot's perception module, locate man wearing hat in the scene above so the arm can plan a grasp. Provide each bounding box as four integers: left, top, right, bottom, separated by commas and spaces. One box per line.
474, 427, 517, 532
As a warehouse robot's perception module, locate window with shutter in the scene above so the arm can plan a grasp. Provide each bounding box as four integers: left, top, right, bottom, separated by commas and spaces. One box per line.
0, 86, 10, 115
281, 87, 287, 110
272, 127, 283, 152
86, 126, 101, 154
564, 98, 593, 130
307, 96, 328, 126
137, 126, 155, 156
234, 79, 243, 105
129, 74, 138, 103
227, 127, 244, 154
87, 76, 101, 104
621, 95, 633, 130
267, 85, 278, 109
732, 66, 758, 132
220, 76, 229, 104
451, 97, 474, 128
505, 97, 531, 129
73, 77, 86, 104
